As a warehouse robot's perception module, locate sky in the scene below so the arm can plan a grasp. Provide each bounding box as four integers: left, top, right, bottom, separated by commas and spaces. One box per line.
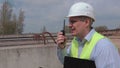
0, 0, 120, 33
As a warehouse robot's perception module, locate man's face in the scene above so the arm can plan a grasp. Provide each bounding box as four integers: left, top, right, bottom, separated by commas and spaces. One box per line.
68, 16, 86, 36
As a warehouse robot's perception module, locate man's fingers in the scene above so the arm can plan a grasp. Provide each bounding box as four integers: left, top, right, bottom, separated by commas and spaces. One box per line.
56, 32, 67, 49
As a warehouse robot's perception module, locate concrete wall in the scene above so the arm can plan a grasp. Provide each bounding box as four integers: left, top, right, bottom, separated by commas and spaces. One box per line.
0, 45, 63, 68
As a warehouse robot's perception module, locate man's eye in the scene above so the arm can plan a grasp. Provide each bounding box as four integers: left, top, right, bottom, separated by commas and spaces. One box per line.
70, 20, 76, 24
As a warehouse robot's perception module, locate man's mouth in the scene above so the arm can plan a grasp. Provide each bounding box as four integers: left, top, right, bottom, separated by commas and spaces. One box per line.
71, 28, 75, 33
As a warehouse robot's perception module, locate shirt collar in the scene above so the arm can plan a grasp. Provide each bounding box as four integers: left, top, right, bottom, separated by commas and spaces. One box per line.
75, 29, 96, 43
85, 29, 96, 42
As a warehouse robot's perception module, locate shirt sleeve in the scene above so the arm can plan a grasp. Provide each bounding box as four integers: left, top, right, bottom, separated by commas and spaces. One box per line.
57, 44, 71, 64
92, 38, 120, 68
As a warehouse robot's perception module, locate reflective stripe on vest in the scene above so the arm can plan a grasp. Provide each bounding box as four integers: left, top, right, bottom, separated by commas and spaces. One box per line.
71, 32, 104, 60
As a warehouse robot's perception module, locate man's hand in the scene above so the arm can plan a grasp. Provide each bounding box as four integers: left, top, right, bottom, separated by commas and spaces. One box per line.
56, 32, 67, 49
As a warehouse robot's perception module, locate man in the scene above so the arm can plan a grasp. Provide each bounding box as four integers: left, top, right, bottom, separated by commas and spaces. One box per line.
56, 2, 120, 68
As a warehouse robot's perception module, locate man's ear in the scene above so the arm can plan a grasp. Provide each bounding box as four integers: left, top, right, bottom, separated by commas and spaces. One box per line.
85, 19, 90, 27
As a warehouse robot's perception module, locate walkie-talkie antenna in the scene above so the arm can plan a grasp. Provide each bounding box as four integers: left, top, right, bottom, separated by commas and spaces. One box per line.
63, 18, 65, 35
60, 18, 66, 44
61, 18, 65, 36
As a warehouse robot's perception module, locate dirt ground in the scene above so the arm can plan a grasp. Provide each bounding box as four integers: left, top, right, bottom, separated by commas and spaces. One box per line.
109, 36, 120, 47
109, 36, 120, 54
111, 39, 120, 48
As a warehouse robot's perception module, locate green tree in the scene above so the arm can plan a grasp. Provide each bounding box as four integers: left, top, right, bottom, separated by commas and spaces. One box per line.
17, 9, 24, 34
42, 26, 47, 32
0, 0, 24, 35
0, 1, 12, 34
65, 25, 71, 33
95, 26, 108, 32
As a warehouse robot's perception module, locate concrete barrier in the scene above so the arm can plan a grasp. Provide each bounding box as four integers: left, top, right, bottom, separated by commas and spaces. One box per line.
0, 38, 119, 68
0, 44, 63, 68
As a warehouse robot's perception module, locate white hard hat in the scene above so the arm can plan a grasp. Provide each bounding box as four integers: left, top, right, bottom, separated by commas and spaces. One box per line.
67, 2, 95, 22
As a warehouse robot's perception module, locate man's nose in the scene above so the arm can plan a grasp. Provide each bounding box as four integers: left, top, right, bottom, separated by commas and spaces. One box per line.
68, 23, 73, 28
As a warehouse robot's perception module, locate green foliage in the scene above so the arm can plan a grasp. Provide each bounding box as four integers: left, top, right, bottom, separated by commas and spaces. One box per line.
0, 1, 24, 35
41, 26, 47, 33
95, 26, 108, 32
65, 25, 71, 33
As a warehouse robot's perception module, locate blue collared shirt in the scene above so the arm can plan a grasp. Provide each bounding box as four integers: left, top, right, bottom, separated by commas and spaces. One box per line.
57, 29, 120, 68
